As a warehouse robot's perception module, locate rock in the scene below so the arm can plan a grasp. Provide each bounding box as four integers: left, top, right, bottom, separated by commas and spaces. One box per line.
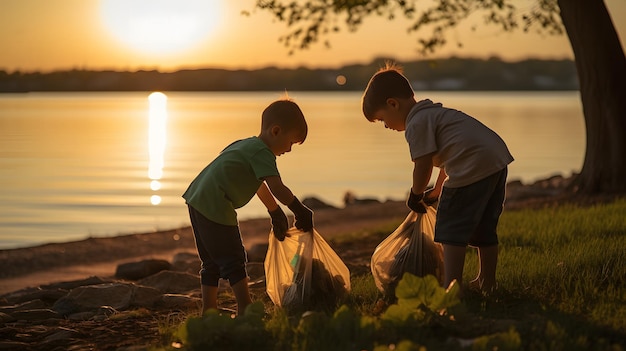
52, 283, 161, 315
159, 294, 201, 310
303, 196, 339, 210
246, 262, 265, 281
67, 306, 120, 321
343, 191, 380, 206
506, 179, 524, 188
42, 327, 80, 343
138, 271, 199, 294
246, 262, 266, 288
52, 283, 129, 315
247, 243, 268, 262
505, 173, 578, 203
0, 311, 16, 323
1, 287, 68, 305
0, 341, 29, 349
0, 299, 46, 313
41, 276, 112, 290
171, 251, 201, 273
115, 259, 171, 280
67, 311, 97, 321
172, 251, 197, 264
131, 285, 164, 308
11, 308, 61, 321
531, 173, 576, 191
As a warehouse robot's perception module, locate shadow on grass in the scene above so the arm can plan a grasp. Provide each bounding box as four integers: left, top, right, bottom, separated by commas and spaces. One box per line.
462, 288, 626, 350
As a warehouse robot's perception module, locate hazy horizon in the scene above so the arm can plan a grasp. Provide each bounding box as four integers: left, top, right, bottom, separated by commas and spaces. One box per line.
0, 55, 577, 75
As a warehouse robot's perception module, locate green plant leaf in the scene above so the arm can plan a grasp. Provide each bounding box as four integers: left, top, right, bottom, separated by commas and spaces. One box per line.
382, 273, 460, 325
395, 273, 460, 312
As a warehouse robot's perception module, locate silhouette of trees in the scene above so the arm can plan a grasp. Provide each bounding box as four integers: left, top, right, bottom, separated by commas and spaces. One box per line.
0, 57, 576, 92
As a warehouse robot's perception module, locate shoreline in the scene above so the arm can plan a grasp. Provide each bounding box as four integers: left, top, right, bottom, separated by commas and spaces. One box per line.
0, 200, 409, 294
2, 173, 619, 295
0, 173, 572, 253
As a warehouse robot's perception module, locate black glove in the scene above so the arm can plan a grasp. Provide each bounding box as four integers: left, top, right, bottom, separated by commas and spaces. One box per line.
406, 189, 427, 213
269, 207, 289, 241
287, 197, 314, 232
423, 188, 439, 206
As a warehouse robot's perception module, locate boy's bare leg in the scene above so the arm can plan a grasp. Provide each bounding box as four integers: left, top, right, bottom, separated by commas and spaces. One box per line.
201, 284, 219, 315
470, 245, 498, 293
231, 277, 253, 316
443, 244, 467, 296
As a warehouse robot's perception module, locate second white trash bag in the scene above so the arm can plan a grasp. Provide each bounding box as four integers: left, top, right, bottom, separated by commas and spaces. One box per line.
264, 227, 351, 310
370, 207, 444, 295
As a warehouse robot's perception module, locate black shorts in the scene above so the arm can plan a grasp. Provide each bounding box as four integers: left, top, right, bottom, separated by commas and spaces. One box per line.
188, 205, 248, 286
434, 168, 507, 247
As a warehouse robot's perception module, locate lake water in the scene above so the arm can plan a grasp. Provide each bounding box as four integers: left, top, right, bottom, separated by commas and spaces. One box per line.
0, 91, 585, 249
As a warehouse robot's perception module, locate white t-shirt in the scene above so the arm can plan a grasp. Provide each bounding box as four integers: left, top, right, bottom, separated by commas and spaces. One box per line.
405, 99, 514, 188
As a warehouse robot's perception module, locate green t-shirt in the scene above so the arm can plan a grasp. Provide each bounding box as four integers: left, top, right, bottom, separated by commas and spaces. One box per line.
182, 136, 279, 225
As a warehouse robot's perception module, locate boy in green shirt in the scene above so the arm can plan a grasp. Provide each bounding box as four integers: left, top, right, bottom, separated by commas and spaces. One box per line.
183, 99, 313, 315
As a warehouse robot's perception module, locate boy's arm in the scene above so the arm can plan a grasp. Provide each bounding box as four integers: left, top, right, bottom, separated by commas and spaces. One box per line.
264, 175, 313, 232
407, 153, 434, 213
257, 182, 288, 240
256, 182, 279, 211
263, 175, 295, 205
411, 153, 434, 195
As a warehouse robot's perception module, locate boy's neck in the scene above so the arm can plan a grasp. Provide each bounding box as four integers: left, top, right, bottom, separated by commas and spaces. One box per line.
258, 133, 271, 148
401, 97, 418, 117
407, 97, 417, 107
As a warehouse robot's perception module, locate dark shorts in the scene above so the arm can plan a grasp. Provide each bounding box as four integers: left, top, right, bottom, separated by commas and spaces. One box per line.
434, 167, 508, 247
188, 205, 248, 287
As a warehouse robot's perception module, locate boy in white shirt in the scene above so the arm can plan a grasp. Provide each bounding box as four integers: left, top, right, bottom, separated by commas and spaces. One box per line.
362, 63, 514, 295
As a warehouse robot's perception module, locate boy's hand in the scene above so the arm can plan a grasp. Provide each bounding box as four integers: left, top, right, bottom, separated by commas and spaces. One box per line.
423, 188, 439, 206
288, 197, 314, 232
406, 189, 428, 213
269, 207, 289, 241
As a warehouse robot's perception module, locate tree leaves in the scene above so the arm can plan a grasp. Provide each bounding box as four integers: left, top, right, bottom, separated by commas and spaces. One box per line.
254, 0, 564, 55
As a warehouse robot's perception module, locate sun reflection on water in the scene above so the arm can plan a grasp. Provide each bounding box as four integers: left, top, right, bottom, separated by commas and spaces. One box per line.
148, 92, 167, 205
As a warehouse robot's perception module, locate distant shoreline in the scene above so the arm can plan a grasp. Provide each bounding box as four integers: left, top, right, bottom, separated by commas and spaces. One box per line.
0, 57, 578, 93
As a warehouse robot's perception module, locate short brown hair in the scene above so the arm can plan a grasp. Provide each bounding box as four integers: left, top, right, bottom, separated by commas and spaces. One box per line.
261, 99, 308, 143
362, 63, 414, 121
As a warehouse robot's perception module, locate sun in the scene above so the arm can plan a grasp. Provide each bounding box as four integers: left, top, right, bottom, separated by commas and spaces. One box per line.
99, 0, 223, 55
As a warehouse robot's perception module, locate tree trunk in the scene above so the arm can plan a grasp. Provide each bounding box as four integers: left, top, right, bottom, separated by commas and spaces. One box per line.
558, 0, 626, 194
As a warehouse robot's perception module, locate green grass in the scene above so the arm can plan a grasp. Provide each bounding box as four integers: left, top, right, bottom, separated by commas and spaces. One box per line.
161, 198, 626, 350
463, 198, 626, 350
467, 199, 626, 329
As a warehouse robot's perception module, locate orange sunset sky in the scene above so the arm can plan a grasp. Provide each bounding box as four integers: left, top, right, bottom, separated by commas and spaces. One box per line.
1, 0, 625, 73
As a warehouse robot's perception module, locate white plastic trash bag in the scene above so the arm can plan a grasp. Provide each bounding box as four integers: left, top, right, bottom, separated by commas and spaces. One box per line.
370, 208, 444, 295
264, 227, 351, 310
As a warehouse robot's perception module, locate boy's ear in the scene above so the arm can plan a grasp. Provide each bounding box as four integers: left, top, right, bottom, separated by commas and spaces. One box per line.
386, 97, 400, 109
270, 125, 281, 136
